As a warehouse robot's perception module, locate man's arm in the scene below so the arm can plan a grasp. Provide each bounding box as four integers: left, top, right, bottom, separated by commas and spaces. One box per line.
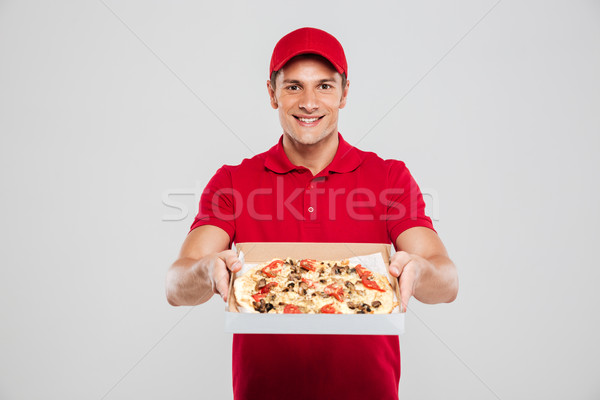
165, 225, 242, 306
388, 227, 458, 311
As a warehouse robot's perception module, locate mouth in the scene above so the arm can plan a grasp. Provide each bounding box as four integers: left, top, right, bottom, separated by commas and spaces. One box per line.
293, 115, 324, 127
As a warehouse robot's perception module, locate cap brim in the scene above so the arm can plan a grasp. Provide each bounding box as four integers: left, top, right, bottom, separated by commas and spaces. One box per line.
272, 48, 345, 75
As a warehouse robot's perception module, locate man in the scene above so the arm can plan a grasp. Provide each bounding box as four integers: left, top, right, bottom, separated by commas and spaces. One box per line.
166, 27, 458, 400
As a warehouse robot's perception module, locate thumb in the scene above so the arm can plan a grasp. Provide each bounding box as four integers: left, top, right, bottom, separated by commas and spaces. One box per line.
217, 250, 242, 273
212, 258, 231, 302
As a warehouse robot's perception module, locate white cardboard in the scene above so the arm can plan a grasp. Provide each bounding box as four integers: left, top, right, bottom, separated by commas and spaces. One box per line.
225, 313, 405, 335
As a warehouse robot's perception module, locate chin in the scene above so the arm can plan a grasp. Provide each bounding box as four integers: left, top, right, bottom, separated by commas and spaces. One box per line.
286, 130, 334, 146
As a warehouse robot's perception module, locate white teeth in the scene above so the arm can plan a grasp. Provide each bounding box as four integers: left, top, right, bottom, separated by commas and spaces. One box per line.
298, 117, 319, 123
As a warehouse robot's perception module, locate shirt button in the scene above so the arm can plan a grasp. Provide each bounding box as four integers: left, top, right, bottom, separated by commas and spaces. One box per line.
308, 206, 314, 213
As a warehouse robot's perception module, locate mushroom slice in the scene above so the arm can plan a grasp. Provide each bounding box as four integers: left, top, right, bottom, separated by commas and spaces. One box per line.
253, 299, 267, 313
255, 278, 267, 291
288, 272, 301, 281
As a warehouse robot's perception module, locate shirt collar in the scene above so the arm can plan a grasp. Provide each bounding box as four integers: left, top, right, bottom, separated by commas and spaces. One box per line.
264, 133, 363, 174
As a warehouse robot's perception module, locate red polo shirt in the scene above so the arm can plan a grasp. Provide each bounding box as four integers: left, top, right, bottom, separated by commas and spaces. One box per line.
190, 133, 434, 400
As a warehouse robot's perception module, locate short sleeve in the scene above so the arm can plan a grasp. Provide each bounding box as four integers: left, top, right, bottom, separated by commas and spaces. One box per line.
384, 161, 435, 243
189, 166, 236, 241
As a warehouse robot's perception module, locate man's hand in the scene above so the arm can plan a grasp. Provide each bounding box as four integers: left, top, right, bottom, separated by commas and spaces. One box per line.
390, 227, 459, 311
203, 250, 243, 302
388, 251, 428, 312
166, 225, 239, 306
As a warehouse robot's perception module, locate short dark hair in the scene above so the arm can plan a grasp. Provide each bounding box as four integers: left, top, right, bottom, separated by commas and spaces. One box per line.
269, 54, 347, 90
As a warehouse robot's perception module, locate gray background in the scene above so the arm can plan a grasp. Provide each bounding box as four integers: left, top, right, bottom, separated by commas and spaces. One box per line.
1, 1, 599, 399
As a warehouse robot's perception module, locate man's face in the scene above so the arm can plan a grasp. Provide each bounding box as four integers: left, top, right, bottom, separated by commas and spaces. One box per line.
268, 56, 349, 146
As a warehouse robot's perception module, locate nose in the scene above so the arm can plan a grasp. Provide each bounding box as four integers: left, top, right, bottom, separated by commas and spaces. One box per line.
298, 88, 319, 113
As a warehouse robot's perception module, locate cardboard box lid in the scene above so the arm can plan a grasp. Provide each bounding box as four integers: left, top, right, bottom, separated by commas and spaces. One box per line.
235, 242, 392, 264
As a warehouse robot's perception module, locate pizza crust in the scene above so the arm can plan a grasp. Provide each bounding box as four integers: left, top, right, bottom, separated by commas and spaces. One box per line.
233, 257, 397, 314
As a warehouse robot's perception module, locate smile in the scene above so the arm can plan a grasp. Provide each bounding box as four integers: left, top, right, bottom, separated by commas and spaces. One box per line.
297, 117, 320, 122
293, 115, 324, 126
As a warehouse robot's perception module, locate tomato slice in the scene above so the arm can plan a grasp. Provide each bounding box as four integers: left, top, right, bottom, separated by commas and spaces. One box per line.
299, 259, 316, 271
355, 265, 372, 279
283, 304, 302, 314
324, 284, 344, 302
259, 281, 278, 294
261, 259, 284, 277
301, 278, 315, 288
251, 293, 267, 302
320, 303, 340, 314
361, 276, 385, 292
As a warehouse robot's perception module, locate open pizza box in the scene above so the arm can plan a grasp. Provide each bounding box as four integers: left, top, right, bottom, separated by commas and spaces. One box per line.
225, 242, 405, 335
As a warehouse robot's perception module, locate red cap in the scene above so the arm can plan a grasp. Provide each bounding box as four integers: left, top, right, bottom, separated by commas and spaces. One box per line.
269, 27, 347, 78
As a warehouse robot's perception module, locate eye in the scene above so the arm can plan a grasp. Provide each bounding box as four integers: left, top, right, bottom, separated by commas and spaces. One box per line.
320, 83, 332, 90
286, 85, 300, 91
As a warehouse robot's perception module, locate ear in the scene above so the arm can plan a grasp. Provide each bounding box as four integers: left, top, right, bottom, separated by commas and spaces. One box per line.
339, 79, 350, 109
267, 80, 278, 109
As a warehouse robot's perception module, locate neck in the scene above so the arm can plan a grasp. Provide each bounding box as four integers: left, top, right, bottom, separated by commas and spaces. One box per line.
282, 132, 339, 175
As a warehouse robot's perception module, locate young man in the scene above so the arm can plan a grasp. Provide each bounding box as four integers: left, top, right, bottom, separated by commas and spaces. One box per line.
166, 27, 458, 400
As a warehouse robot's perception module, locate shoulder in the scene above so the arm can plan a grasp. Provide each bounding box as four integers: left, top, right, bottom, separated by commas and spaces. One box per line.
216, 150, 270, 176
202, 150, 271, 203
203, 150, 270, 191
354, 147, 409, 177
349, 146, 422, 192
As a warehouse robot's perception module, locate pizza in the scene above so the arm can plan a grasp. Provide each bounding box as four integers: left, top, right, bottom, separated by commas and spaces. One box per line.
233, 257, 397, 314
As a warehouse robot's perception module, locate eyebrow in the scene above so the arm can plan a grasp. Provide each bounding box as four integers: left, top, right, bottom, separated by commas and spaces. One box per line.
282, 78, 336, 85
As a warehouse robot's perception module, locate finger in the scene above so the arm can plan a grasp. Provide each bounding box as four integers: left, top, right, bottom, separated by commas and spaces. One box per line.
212, 260, 231, 302
389, 251, 411, 277
399, 265, 416, 312
217, 250, 242, 272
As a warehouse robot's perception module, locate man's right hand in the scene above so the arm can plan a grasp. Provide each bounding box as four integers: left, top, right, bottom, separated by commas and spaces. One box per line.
203, 250, 242, 302
166, 225, 237, 306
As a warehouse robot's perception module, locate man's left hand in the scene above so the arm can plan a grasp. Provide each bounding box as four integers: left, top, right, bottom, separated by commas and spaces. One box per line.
388, 251, 428, 312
